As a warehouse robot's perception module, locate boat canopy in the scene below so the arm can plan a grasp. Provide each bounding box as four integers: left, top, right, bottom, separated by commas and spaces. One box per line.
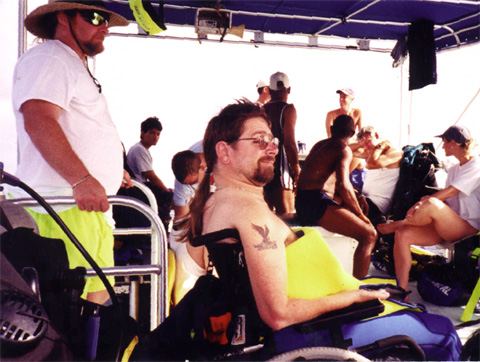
107, 0, 480, 52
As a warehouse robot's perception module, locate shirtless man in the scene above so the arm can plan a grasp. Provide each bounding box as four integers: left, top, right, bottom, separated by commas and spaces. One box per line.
295, 115, 377, 278
325, 88, 362, 138
183, 100, 387, 330
353, 126, 403, 225
131, 101, 461, 362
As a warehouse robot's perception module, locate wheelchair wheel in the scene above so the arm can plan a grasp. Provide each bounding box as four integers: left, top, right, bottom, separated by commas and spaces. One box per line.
460, 329, 480, 361
266, 346, 370, 361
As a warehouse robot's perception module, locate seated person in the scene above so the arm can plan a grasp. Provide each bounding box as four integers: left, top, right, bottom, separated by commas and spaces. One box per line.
170, 148, 207, 304
132, 101, 461, 361
127, 117, 173, 230
353, 126, 403, 226
295, 115, 376, 278
378, 125, 479, 293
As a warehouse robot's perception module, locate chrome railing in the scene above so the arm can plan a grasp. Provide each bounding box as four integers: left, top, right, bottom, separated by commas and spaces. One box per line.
9, 189, 168, 331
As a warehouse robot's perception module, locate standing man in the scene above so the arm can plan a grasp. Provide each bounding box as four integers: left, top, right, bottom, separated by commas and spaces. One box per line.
10, 1, 129, 303
325, 88, 363, 138
255, 79, 271, 106
127, 117, 173, 229
295, 115, 377, 278
263, 72, 300, 216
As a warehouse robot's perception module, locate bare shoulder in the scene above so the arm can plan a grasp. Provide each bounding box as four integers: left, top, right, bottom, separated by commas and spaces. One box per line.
353, 108, 362, 116
212, 189, 291, 249
326, 108, 340, 119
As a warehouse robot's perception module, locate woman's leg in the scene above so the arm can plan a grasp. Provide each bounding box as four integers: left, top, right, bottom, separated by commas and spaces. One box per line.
390, 198, 477, 290
394, 224, 442, 291
378, 197, 477, 241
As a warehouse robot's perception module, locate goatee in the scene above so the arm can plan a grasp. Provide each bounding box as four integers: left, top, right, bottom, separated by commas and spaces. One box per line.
253, 157, 275, 184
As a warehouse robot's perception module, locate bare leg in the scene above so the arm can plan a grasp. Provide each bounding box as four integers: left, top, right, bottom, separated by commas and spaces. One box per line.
393, 224, 442, 291
87, 289, 110, 305
379, 197, 477, 240
391, 198, 477, 290
377, 219, 407, 235
319, 205, 377, 278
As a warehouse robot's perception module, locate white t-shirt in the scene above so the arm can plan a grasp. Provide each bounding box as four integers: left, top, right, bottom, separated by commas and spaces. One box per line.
445, 156, 480, 230
172, 140, 203, 207
10, 40, 123, 207
362, 167, 400, 214
173, 178, 197, 207
127, 141, 153, 183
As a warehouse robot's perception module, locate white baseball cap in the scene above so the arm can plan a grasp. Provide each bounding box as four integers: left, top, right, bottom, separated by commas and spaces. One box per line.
269, 72, 290, 90
336, 88, 355, 98
256, 80, 268, 88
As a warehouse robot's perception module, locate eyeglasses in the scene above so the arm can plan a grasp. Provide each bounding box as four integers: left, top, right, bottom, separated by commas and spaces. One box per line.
78, 10, 109, 27
234, 135, 279, 150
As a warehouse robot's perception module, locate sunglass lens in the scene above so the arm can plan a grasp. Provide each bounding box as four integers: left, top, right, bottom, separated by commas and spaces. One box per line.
80, 10, 109, 26
92, 12, 109, 26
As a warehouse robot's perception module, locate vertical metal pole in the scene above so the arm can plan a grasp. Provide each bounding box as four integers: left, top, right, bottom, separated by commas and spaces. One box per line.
129, 280, 140, 320
18, 0, 28, 58
399, 65, 404, 147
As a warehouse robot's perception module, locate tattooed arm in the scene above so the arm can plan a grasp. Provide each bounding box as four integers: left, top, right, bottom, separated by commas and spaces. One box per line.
236, 204, 388, 331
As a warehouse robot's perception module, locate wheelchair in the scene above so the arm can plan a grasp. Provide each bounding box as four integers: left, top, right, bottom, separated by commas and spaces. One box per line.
130, 227, 461, 361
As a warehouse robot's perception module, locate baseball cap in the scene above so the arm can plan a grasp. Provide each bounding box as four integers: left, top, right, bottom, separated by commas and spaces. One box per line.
269, 72, 290, 91
336, 88, 355, 98
256, 80, 268, 89
435, 125, 471, 144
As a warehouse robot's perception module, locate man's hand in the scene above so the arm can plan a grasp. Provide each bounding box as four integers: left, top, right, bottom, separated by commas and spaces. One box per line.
121, 170, 134, 188
73, 175, 109, 212
340, 288, 390, 303
291, 163, 301, 184
357, 194, 369, 215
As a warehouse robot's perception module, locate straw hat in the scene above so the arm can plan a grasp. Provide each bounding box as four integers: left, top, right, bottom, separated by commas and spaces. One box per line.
25, 0, 129, 39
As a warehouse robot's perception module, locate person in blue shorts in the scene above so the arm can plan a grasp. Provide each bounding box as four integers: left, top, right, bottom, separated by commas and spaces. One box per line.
296, 115, 377, 278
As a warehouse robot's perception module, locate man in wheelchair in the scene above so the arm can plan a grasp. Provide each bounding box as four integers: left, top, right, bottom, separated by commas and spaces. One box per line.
131, 100, 461, 361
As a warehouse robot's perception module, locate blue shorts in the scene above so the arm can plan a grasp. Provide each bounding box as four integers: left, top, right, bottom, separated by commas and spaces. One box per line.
295, 189, 339, 225
271, 310, 461, 361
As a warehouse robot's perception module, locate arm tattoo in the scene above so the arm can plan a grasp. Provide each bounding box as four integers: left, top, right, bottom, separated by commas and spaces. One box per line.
251, 223, 277, 250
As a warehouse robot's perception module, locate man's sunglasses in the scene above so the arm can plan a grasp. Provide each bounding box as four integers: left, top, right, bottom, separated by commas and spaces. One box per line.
77, 10, 109, 27
234, 135, 279, 150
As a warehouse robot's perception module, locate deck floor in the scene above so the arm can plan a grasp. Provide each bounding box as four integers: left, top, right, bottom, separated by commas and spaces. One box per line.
367, 263, 479, 345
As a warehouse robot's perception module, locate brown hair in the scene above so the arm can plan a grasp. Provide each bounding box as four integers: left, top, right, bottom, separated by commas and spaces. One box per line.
180, 99, 269, 243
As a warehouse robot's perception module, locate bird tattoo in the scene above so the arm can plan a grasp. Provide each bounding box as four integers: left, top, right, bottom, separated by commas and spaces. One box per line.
251, 223, 277, 250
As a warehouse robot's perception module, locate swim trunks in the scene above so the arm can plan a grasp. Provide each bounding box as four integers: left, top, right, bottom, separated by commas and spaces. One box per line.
295, 189, 339, 225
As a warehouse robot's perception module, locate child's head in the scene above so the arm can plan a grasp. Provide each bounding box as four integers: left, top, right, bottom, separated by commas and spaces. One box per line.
172, 150, 202, 184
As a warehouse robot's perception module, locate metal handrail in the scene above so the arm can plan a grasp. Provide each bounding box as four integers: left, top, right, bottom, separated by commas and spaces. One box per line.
130, 179, 159, 214
9, 194, 168, 330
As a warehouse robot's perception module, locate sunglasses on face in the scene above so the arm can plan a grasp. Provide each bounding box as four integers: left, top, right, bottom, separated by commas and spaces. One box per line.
77, 10, 109, 27
234, 135, 279, 150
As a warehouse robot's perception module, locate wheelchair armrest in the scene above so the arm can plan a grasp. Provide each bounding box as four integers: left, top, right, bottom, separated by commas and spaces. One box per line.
294, 299, 385, 334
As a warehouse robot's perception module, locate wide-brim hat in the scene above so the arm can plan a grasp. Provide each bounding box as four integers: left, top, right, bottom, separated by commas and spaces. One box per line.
25, 0, 129, 39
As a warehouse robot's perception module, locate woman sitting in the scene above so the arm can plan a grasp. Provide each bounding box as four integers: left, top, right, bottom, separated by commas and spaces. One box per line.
378, 125, 479, 293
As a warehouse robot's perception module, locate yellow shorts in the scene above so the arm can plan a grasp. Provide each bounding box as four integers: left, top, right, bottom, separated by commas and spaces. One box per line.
27, 206, 115, 299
